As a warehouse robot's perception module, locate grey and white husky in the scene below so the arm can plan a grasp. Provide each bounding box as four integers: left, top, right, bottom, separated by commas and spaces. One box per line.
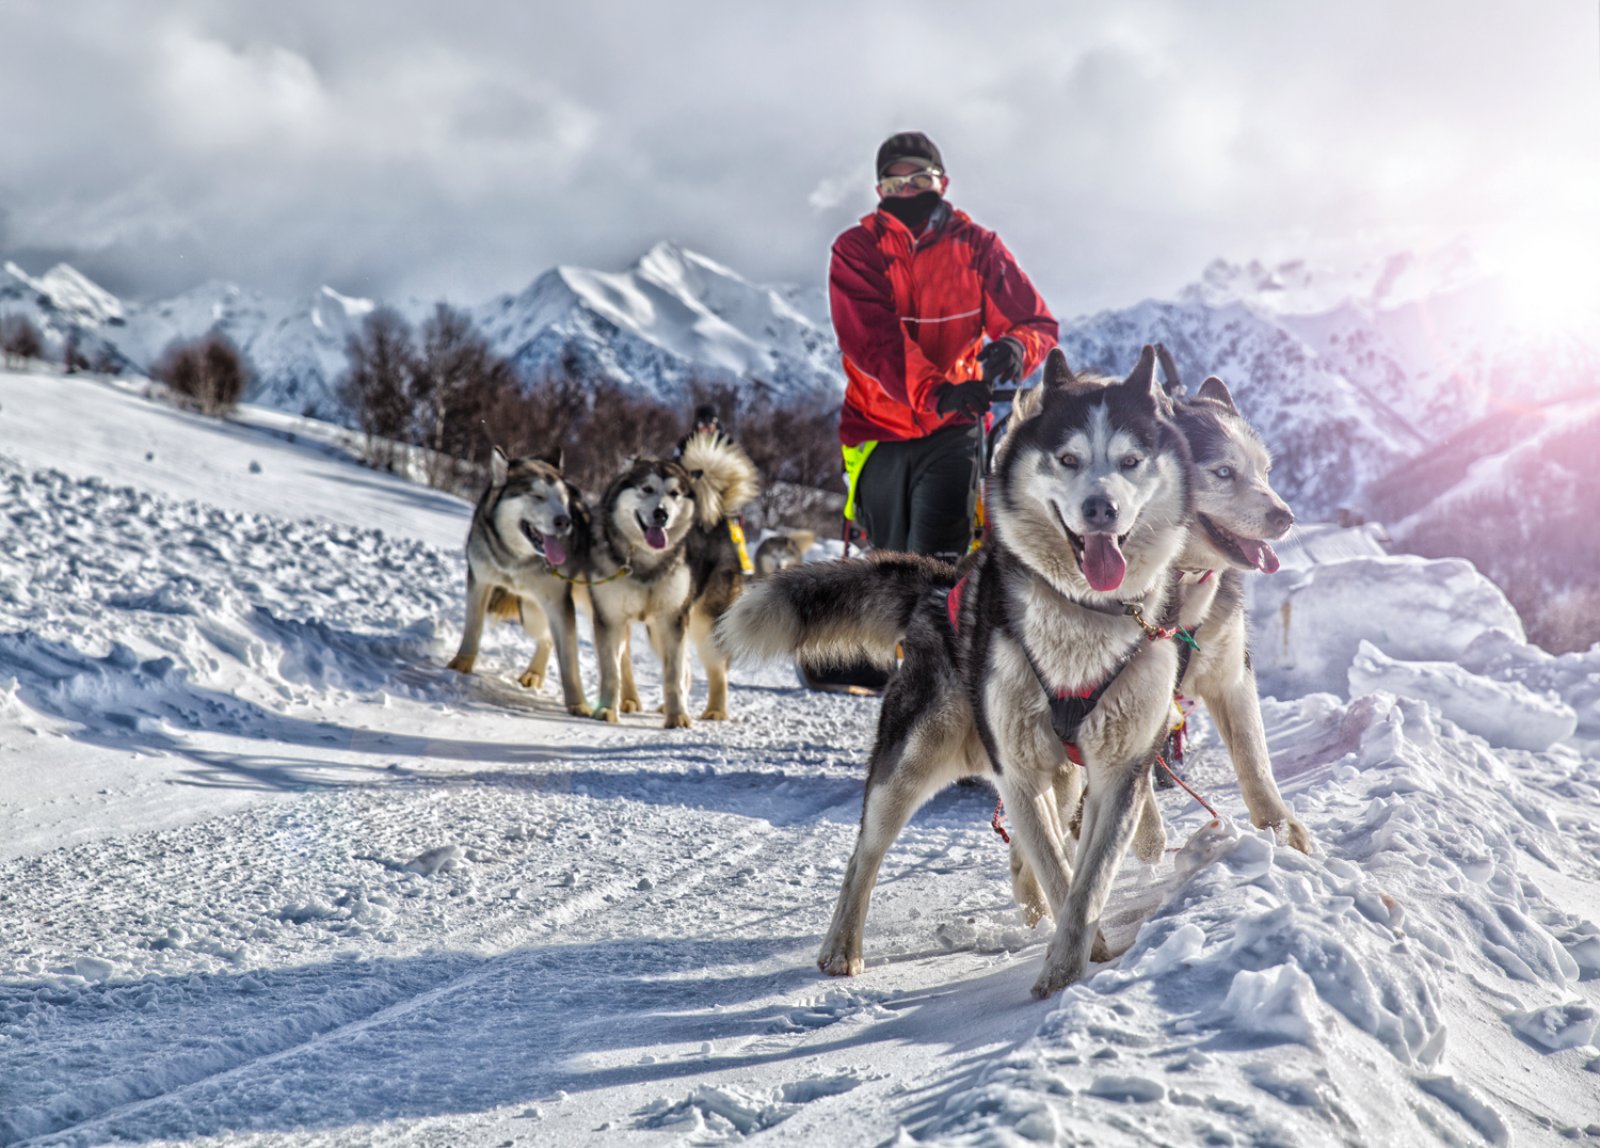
1160, 358, 1307, 850
589, 430, 759, 727
447, 449, 595, 716
719, 346, 1193, 997
1002, 351, 1308, 924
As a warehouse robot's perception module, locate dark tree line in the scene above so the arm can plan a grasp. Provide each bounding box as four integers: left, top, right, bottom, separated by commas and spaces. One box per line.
338, 308, 845, 531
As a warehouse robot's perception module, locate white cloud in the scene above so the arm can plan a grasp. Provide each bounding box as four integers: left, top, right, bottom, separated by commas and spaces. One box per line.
0, 0, 1594, 318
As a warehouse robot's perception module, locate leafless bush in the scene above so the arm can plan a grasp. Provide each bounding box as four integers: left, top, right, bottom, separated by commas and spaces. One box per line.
151, 332, 249, 416
410, 304, 517, 490
0, 314, 44, 366
733, 390, 844, 532
339, 307, 417, 471
61, 330, 91, 374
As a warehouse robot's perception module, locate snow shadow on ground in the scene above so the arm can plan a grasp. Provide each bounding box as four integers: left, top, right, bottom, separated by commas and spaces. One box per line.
0, 936, 1034, 1145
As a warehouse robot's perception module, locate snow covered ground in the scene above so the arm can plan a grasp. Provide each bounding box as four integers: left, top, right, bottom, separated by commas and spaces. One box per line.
2, 367, 1598, 1146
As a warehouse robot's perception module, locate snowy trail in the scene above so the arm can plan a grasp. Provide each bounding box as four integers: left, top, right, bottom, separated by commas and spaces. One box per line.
3, 371, 1599, 1146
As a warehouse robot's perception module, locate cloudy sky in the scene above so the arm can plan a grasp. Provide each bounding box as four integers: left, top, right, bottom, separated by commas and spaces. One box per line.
3, 1, 1596, 317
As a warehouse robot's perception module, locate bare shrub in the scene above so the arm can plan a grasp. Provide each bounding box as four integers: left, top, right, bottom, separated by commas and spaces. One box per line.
0, 314, 45, 366
62, 330, 90, 374
733, 390, 843, 532
339, 307, 416, 471
409, 304, 518, 491
151, 332, 249, 416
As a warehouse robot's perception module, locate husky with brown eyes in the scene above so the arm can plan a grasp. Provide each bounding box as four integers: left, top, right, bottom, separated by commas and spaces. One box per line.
589, 433, 759, 728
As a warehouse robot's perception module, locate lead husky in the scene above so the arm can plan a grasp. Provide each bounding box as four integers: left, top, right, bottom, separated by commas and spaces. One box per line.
719, 347, 1192, 997
589, 430, 759, 727
447, 449, 597, 715
1004, 351, 1308, 924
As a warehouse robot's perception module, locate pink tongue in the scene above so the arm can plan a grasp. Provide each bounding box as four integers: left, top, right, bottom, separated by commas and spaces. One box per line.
542, 534, 568, 567
1081, 533, 1127, 592
1238, 538, 1281, 574
645, 525, 668, 550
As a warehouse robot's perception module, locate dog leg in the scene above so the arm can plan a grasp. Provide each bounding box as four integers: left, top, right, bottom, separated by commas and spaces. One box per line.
690, 608, 730, 721
544, 588, 592, 716
1033, 758, 1147, 997
447, 572, 491, 674
591, 614, 628, 723
819, 718, 969, 976
619, 628, 642, 713
1010, 759, 1087, 927
659, 618, 691, 729
998, 773, 1078, 930
513, 596, 553, 691
1204, 671, 1309, 852
1131, 768, 1167, 865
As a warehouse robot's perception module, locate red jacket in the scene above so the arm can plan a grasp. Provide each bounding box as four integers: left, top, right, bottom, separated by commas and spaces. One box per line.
830, 203, 1058, 446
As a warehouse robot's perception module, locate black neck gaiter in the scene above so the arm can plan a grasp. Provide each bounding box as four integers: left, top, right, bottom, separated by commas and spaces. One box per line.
878, 192, 944, 234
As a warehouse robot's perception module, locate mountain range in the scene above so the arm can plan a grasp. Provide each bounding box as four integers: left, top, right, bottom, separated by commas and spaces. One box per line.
3, 241, 1596, 532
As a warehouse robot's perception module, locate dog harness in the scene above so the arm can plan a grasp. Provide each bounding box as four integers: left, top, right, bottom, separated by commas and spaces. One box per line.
946, 573, 1198, 767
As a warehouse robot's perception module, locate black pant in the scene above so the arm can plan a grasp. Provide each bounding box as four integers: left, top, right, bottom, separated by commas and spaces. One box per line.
855, 422, 979, 562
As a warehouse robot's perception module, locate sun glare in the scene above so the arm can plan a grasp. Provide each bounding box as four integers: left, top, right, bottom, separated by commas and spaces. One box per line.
1486, 224, 1600, 337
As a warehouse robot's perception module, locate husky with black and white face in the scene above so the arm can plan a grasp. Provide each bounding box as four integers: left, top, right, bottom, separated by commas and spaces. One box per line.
447, 449, 595, 716
719, 345, 1195, 997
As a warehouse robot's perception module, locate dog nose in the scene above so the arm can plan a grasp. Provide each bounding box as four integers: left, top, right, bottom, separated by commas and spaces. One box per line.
1267, 505, 1295, 534
554, 514, 571, 532
1082, 494, 1119, 529
652, 506, 670, 526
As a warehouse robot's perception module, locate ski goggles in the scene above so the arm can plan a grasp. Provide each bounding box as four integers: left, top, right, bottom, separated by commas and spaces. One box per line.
877, 167, 944, 196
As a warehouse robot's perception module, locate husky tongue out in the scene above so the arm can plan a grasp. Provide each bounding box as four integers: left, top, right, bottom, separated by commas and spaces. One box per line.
644, 525, 669, 550
1238, 538, 1281, 574
1081, 533, 1127, 592
542, 534, 568, 567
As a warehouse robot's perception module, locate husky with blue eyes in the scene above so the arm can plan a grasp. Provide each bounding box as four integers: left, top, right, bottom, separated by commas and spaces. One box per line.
720, 345, 1198, 997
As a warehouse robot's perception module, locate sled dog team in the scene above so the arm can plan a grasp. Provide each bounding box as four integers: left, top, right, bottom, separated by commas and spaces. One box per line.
452, 345, 1307, 996
447, 428, 760, 728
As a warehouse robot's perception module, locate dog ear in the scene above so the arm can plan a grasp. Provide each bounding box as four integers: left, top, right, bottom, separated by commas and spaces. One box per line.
1041, 347, 1078, 391
541, 447, 564, 471
490, 447, 509, 487
1155, 344, 1183, 396
1123, 344, 1159, 408
1197, 376, 1239, 414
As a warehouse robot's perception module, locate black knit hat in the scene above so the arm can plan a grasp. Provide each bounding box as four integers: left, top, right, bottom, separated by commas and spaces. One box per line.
875, 131, 944, 179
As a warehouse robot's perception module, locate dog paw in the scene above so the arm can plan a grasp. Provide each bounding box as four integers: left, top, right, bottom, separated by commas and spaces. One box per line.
620, 697, 642, 714
566, 702, 593, 717
817, 950, 863, 977
446, 655, 475, 674
698, 707, 729, 721
662, 712, 692, 730
592, 706, 620, 723
1285, 817, 1312, 854
516, 670, 546, 690
1030, 953, 1090, 998
1260, 813, 1312, 854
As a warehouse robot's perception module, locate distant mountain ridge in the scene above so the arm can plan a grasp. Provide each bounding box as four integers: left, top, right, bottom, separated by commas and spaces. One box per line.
3, 243, 1596, 521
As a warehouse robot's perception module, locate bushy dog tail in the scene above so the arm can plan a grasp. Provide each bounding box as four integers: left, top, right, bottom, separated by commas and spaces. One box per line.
716, 552, 956, 669
679, 430, 760, 526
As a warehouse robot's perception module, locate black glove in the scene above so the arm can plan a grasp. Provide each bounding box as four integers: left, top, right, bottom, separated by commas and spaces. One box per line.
936, 377, 993, 417
978, 337, 1025, 387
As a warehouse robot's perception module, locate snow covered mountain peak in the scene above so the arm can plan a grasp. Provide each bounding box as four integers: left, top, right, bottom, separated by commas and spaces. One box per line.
3, 259, 125, 326
475, 241, 839, 404
1183, 239, 1484, 316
